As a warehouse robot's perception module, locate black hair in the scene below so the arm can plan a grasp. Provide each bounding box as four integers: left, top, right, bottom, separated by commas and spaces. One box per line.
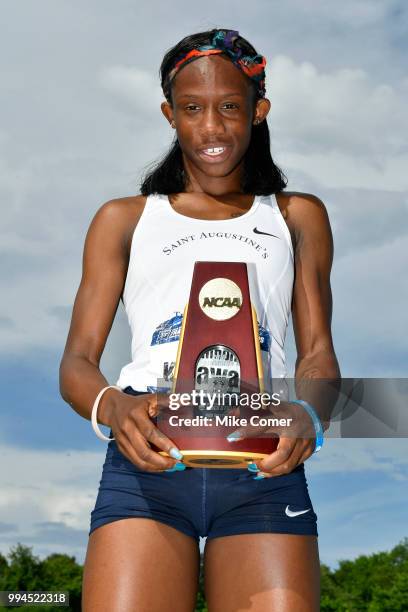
140, 28, 287, 195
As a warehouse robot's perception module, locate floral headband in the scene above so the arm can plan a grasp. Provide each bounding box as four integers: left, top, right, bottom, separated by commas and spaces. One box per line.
167, 29, 267, 98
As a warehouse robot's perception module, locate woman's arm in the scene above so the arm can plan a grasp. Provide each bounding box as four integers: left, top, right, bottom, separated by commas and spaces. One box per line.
59, 198, 131, 423
59, 197, 183, 470
245, 193, 342, 477
290, 193, 341, 429
291, 193, 340, 376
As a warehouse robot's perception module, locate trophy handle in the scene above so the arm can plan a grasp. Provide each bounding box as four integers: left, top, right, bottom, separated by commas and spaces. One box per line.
171, 302, 189, 394
251, 303, 265, 394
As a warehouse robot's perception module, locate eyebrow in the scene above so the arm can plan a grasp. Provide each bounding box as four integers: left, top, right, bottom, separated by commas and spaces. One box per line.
177, 92, 244, 99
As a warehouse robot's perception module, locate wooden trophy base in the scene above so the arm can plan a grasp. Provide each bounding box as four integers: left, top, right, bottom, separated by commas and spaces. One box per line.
158, 449, 273, 469
155, 428, 279, 468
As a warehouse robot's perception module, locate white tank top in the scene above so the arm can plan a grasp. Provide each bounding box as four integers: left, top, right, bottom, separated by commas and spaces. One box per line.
115, 192, 294, 395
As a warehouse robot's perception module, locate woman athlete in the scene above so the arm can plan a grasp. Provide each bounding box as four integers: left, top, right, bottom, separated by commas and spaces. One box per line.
60, 28, 340, 612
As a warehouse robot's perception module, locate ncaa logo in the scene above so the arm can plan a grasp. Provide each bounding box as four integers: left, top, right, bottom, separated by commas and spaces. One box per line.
198, 277, 243, 321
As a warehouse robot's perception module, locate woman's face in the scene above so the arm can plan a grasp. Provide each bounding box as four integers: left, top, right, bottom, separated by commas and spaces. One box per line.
161, 54, 270, 183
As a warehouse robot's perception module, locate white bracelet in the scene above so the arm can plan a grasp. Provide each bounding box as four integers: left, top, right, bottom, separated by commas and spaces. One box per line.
91, 385, 122, 441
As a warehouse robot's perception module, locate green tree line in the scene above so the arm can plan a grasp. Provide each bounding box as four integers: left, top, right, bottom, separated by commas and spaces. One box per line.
0, 538, 407, 611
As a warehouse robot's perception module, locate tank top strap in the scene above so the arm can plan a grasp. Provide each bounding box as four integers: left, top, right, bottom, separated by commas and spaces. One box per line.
134, 192, 169, 233
259, 193, 278, 213
143, 192, 166, 215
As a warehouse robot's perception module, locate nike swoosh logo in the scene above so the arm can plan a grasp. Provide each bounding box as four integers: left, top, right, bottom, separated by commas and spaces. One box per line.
285, 505, 311, 517
253, 227, 280, 238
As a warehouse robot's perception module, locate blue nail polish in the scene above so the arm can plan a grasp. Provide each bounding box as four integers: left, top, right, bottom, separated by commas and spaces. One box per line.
165, 462, 185, 472
253, 473, 265, 480
247, 463, 260, 472
169, 447, 183, 460
227, 432, 243, 442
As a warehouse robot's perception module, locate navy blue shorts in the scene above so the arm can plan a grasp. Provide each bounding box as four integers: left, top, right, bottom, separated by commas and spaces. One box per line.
89, 387, 318, 542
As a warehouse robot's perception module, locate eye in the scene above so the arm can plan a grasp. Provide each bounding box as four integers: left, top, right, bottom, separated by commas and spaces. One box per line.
184, 103, 239, 112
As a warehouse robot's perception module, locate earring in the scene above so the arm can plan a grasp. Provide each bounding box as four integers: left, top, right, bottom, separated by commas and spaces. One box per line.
171, 120, 176, 128
254, 118, 260, 125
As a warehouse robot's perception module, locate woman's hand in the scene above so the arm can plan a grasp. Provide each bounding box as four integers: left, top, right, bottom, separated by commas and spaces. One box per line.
253, 436, 316, 478
226, 400, 318, 477
102, 391, 184, 472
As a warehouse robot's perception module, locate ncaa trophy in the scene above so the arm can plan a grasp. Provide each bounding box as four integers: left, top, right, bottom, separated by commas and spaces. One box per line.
156, 261, 280, 468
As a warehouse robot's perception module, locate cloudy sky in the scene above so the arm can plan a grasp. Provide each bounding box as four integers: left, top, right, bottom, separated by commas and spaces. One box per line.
1, 1, 407, 569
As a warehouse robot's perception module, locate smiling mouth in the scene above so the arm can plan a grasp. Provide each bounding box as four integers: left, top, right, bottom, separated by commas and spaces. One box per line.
197, 146, 231, 162
202, 146, 226, 155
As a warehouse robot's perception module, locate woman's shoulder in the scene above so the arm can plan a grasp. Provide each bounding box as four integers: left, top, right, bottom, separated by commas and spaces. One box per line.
92, 194, 148, 218
92, 194, 149, 257
275, 191, 331, 253
275, 190, 326, 218
276, 190, 329, 228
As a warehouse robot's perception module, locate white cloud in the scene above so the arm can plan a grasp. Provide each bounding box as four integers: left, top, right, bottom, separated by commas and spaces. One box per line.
289, 0, 388, 27
307, 438, 408, 480
0, 444, 105, 562
332, 234, 408, 359
0, 445, 103, 526
98, 64, 164, 115
267, 55, 408, 189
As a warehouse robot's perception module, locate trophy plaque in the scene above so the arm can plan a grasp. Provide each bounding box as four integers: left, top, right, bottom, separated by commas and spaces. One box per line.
155, 261, 280, 468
